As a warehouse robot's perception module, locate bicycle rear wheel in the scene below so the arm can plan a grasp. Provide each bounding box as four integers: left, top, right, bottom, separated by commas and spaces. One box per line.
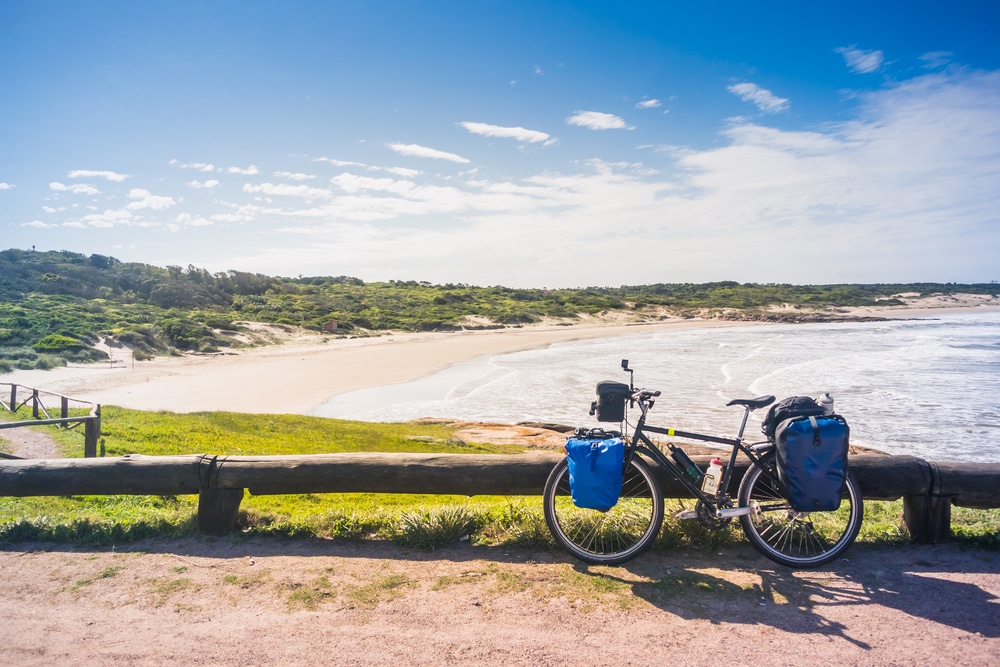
543, 456, 664, 565
738, 452, 863, 568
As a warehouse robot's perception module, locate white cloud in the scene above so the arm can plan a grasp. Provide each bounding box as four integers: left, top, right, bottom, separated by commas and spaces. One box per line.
313, 157, 367, 167
42, 206, 66, 213
727, 83, 790, 113
274, 171, 317, 181
176, 212, 214, 227
243, 182, 331, 198
80, 209, 133, 228
49, 182, 101, 195
23, 220, 54, 228
330, 173, 416, 195
386, 143, 470, 163
836, 45, 884, 74
173, 161, 216, 172
68, 169, 128, 181
126, 188, 176, 210
228, 165, 260, 175
211, 212, 250, 223
566, 111, 634, 130
459, 121, 555, 145
312, 157, 424, 176
635, 99, 661, 109
0, 182, 15, 190
921, 51, 953, 70
16, 66, 997, 287
188, 179, 221, 189
385, 167, 421, 178
232, 69, 1000, 286
535, 65, 543, 76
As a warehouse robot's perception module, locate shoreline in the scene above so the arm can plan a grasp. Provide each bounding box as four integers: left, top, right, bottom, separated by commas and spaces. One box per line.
2, 318, 738, 415
3, 299, 999, 416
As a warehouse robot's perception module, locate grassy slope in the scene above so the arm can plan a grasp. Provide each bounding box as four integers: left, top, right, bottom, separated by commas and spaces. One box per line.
1, 406, 997, 551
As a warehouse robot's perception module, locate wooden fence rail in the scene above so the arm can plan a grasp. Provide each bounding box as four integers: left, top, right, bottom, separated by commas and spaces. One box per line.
1, 452, 997, 543
0, 383, 102, 457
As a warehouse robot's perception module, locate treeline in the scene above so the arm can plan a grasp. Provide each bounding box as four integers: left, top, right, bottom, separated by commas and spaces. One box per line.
1, 248, 996, 371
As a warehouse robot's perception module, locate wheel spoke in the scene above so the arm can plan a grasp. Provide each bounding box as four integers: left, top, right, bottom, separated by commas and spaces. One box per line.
738, 453, 863, 568
544, 457, 664, 565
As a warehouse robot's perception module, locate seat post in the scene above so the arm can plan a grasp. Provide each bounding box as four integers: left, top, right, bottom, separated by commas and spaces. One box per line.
736, 406, 752, 440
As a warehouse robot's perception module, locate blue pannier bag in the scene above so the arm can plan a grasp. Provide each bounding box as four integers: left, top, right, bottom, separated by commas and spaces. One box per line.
565, 437, 625, 511
775, 415, 849, 512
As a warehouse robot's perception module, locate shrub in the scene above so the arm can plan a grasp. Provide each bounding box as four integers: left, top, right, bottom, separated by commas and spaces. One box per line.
32, 333, 86, 353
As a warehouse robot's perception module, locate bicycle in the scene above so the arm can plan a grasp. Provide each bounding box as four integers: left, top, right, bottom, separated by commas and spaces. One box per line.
542, 360, 863, 568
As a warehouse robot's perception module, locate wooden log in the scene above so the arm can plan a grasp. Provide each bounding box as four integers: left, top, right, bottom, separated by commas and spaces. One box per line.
215, 453, 564, 496
0, 452, 996, 509
933, 461, 1000, 509
0, 454, 205, 496
848, 455, 932, 500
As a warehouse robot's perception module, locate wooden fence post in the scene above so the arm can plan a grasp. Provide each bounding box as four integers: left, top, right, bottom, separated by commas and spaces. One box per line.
32, 389, 39, 419
198, 488, 245, 536
197, 455, 244, 536
903, 494, 952, 544
7, 385, 15, 413
61, 396, 69, 426
84, 405, 101, 458
901, 461, 953, 544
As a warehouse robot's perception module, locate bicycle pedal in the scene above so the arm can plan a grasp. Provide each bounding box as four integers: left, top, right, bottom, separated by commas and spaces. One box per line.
674, 509, 699, 521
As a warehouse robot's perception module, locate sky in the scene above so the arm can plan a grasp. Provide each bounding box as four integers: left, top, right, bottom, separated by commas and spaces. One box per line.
2, 1, 999, 287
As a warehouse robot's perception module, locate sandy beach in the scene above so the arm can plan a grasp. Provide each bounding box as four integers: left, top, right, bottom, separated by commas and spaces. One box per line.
2, 319, 728, 414
3, 294, 999, 415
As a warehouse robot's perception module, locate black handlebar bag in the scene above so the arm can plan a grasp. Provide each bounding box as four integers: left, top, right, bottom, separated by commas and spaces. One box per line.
592, 381, 630, 422
774, 415, 850, 512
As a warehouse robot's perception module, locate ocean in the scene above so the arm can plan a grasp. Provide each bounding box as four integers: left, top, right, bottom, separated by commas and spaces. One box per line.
311, 311, 1000, 463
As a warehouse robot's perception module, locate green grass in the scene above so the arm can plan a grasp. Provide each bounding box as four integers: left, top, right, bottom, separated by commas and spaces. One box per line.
0, 405, 998, 552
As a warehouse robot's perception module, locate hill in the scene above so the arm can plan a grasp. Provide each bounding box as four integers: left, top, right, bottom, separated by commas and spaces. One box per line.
1, 248, 996, 372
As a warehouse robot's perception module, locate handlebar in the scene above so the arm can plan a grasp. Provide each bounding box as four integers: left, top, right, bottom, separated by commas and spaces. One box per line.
632, 388, 661, 401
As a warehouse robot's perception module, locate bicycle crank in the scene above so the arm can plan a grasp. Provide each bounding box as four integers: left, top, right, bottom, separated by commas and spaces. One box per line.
675, 505, 755, 520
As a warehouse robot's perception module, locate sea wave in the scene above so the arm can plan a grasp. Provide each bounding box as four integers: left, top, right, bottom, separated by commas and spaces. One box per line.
311, 311, 1000, 462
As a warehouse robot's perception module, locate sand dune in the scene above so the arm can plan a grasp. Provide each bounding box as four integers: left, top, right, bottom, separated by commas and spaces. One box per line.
4, 295, 997, 415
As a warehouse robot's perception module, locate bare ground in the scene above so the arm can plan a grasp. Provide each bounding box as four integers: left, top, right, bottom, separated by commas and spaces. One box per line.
0, 425, 60, 459
0, 538, 997, 666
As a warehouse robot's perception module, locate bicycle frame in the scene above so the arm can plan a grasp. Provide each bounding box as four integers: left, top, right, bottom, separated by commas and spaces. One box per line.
548, 362, 863, 568
624, 397, 780, 515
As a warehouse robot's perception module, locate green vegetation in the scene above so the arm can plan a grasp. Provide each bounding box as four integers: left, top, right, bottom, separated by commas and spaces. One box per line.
1, 405, 998, 552
3, 248, 997, 370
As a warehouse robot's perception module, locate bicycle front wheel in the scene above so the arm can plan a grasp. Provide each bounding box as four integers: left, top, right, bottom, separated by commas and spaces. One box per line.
543, 456, 664, 565
738, 452, 863, 568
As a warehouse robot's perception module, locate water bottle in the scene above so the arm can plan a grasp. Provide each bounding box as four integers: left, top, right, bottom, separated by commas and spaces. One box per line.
818, 392, 834, 416
669, 446, 704, 484
701, 457, 724, 495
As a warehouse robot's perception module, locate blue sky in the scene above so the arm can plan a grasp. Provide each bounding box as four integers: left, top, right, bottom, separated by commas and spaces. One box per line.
2, 1, 998, 287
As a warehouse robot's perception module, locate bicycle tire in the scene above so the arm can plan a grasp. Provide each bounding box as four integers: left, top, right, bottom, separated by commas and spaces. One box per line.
738, 452, 863, 568
543, 456, 664, 565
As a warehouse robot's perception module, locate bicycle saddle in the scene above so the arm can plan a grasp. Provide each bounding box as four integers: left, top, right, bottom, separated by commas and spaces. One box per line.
726, 395, 775, 410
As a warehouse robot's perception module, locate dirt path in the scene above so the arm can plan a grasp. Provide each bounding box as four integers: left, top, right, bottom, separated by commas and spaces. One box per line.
0, 538, 996, 666
0, 425, 60, 459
